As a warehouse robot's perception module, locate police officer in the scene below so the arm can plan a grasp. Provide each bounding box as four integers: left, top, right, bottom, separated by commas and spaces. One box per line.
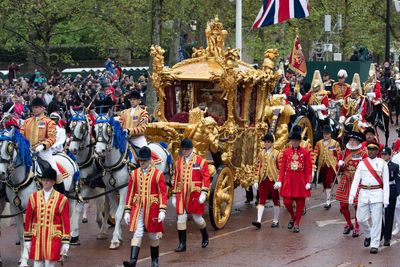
381, 147, 400, 246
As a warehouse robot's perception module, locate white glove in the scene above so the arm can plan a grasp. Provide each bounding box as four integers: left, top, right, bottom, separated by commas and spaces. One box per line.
355, 114, 362, 121
297, 92, 303, 101
158, 210, 166, 222
338, 160, 344, 167
171, 194, 176, 208
60, 243, 70, 255
339, 116, 345, 124
367, 92, 376, 99
35, 144, 45, 153
384, 202, 389, 209
199, 191, 207, 204
348, 196, 354, 205
337, 99, 344, 105
124, 212, 130, 225
305, 183, 312, 190
274, 181, 282, 190
253, 182, 259, 191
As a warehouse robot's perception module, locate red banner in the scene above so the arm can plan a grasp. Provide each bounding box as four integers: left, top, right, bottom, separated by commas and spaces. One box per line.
288, 35, 307, 76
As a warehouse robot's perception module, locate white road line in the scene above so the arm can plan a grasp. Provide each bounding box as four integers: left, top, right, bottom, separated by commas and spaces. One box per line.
136, 201, 330, 264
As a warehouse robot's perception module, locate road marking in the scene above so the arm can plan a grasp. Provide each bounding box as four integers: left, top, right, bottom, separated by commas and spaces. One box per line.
135, 201, 330, 264
316, 219, 346, 227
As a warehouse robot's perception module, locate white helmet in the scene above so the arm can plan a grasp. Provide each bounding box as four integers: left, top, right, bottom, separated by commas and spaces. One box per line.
337, 69, 348, 79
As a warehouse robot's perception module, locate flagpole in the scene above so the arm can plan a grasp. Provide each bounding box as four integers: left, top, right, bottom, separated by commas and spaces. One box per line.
236, 0, 242, 59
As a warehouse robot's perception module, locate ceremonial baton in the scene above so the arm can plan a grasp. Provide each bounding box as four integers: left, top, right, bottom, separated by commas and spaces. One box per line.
330, 148, 346, 196
0, 103, 15, 125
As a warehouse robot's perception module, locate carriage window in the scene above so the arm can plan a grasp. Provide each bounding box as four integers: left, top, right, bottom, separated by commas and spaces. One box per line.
248, 87, 257, 126
236, 85, 244, 118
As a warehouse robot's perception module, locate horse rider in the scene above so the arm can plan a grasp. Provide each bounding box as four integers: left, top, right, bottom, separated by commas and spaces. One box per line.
20, 97, 66, 194
171, 138, 210, 252
332, 69, 351, 102
323, 70, 335, 94
364, 64, 382, 106
49, 112, 67, 155
120, 90, 149, 148
297, 70, 329, 121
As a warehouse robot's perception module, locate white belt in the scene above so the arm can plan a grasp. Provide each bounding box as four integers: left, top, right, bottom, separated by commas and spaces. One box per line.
389, 181, 396, 185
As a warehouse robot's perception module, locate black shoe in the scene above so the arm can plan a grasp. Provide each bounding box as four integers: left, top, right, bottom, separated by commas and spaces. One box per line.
82, 218, 88, 223
293, 226, 300, 233
364, 237, 371, 247
324, 203, 331, 210
252, 221, 261, 229
70, 235, 80, 245
271, 222, 279, 228
150, 246, 159, 267
123, 246, 140, 267
370, 247, 378, 254
287, 219, 295, 230
54, 182, 66, 195
343, 225, 354, 235
175, 230, 186, 252
200, 227, 209, 248
245, 200, 252, 204
384, 240, 391, 246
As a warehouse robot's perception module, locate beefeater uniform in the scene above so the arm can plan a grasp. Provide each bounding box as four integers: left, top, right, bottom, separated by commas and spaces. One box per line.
120, 106, 149, 148
24, 190, 70, 264
278, 146, 312, 228
336, 146, 368, 235
331, 82, 350, 101
349, 156, 389, 251
125, 166, 167, 247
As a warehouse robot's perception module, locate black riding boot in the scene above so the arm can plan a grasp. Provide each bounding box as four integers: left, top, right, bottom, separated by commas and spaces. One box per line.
123, 246, 140, 267
175, 230, 186, 252
54, 182, 66, 195
150, 246, 159, 267
200, 227, 209, 248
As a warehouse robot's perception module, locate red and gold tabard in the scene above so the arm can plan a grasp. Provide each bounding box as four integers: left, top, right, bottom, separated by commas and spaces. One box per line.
301, 90, 330, 115
125, 167, 167, 233
278, 146, 312, 198
120, 106, 149, 137
331, 82, 350, 101
255, 148, 281, 182
313, 139, 342, 173
172, 153, 210, 215
24, 190, 70, 261
335, 147, 368, 203
21, 115, 56, 148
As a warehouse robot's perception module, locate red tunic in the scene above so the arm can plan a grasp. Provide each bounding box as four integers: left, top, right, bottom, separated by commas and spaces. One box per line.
172, 154, 210, 215
332, 82, 350, 101
301, 91, 329, 115
278, 146, 312, 198
340, 95, 367, 119
393, 139, 400, 154
125, 167, 167, 233
24, 190, 70, 261
335, 147, 368, 204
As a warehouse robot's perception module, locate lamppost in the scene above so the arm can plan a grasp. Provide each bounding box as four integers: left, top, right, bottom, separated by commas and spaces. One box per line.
385, 0, 390, 62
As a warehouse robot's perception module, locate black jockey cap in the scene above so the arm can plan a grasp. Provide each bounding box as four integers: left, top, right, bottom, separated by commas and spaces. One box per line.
137, 146, 151, 161
381, 147, 392, 155
128, 90, 141, 100
181, 138, 193, 149
31, 97, 46, 107
322, 125, 333, 133
364, 127, 376, 135
262, 133, 275, 142
347, 131, 365, 142
40, 167, 57, 181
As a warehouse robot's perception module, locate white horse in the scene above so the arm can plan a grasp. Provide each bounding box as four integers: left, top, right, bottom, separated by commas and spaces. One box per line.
93, 114, 171, 249
0, 127, 79, 266
68, 111, 107, 244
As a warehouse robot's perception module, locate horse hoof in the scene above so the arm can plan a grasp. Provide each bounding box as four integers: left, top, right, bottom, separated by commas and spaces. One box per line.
97, 233, 108, 240
109, 242, 120, 250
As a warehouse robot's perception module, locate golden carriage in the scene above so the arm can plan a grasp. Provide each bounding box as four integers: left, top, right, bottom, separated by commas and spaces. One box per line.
146, 17, 288, 229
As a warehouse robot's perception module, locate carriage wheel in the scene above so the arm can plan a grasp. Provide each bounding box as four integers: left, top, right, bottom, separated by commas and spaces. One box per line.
292, 116, 314, 146
209, 166, 234, 230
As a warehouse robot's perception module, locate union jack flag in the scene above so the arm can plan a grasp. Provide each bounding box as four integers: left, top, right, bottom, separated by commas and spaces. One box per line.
252, 0, 310, 29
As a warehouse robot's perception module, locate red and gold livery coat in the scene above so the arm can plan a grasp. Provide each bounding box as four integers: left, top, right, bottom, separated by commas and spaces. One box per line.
331, 82, 350, 101
172, 154, 210, 215
125, 167, 167, 233
255, 148, 281, 182
24, 190, 70, 261
119, 107, 149, 137
21, 114, 56, 148
278, 146, 312, 198
335, 147, 368, 203
313, 139, 342, 173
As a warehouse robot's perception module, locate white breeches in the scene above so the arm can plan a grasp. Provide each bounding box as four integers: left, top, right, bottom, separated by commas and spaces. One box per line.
177, 210, 206, 229
33, 260, 56, 267
129, 136, 147, 148
395, 195, 400, 227
132, 209, 161, 247
38, 149, 61, 176
357, 202, 383, 248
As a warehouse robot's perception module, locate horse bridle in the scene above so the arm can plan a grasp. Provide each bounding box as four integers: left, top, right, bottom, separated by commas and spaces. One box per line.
69, 115, 90, 151
95, 117, 114, 152
0, 135, 18, 175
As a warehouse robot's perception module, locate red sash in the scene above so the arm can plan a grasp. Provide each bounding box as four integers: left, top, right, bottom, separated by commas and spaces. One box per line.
362, 159, 383, 187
